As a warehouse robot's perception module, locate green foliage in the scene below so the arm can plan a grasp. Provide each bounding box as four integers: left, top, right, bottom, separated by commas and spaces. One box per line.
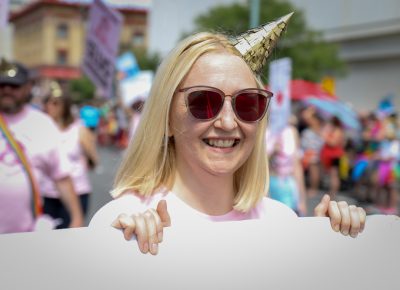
69, 76, 95, 104
193, 0, 346, 82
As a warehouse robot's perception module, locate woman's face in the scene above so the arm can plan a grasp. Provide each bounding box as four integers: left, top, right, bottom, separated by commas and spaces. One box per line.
169, 51, 259, 178
44, 97, 63, 119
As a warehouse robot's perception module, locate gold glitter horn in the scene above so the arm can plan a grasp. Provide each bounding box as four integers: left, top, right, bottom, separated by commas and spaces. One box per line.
230, 12, 294, 74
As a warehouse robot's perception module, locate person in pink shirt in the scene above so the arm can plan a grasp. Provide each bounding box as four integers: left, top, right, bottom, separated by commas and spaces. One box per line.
0, 59, 84, 234
42, 90, 98, 228
90, 20, 366, 255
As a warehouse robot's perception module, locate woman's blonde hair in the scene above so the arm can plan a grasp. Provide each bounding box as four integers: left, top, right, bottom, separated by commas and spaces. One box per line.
112, 32, 269, 212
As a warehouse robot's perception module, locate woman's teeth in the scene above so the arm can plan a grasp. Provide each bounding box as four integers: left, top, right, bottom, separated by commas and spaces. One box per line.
204, 139, 238, 148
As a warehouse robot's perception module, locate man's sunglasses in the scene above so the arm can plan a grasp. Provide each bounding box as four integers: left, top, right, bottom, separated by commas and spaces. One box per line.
178, 86, 273, 122
0, 83, 21, 89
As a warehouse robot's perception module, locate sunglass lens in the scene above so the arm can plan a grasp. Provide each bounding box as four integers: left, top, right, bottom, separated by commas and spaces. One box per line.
187, 90, 223, 120
235, 93, 267, 122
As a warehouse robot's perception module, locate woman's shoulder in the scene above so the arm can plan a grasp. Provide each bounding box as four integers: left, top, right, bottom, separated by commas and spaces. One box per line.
256, 197, 298, 220
89, 190, 169, 228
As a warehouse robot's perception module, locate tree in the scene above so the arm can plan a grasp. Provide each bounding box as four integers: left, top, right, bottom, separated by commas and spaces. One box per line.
193, 0, 346, 82
69, 76, 96, 104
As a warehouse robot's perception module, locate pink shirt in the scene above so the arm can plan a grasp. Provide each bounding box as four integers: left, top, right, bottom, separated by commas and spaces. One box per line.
41, 120, 91, 197
89, 189, 297, 227
0, 106, 71, 234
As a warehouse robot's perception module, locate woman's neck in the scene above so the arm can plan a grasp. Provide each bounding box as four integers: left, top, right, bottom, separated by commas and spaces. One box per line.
53, 116, 67, 130
172, 164, 235, 216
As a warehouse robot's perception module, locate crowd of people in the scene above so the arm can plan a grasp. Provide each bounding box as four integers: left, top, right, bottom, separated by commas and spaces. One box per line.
296, 105, 400, 215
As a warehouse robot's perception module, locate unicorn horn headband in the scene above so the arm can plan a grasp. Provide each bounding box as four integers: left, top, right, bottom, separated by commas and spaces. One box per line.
230, 12, 294, 74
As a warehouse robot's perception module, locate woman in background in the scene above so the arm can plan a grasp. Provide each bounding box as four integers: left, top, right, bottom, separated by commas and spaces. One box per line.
301, 108, 325, 197
320, 116, 346, 199
42, 91, 98, 228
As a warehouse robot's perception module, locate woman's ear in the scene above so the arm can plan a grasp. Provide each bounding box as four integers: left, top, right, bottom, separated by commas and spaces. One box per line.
167, 127, 174, 137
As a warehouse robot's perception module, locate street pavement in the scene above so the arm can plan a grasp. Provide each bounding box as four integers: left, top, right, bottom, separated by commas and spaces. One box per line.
86, 146, 122, 224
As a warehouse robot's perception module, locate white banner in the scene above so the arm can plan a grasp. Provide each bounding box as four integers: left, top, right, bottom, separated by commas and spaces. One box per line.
268, 57, 292, 135
120, 70, 153, 106
0, 215, 399, 289
0, 0, 10, 29
82, 0, 123, 98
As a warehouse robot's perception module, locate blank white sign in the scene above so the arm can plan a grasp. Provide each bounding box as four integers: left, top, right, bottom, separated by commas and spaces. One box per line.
0, 215, 398, 290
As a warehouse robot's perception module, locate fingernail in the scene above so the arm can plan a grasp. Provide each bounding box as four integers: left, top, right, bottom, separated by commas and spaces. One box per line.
151, 243, 158, 254
158, 232, 163, 242
143, 242, 149, 253
350, 232, 357, 238
334, 224, 340, 232
341, 229, 348, 236
111, 220, 119, 228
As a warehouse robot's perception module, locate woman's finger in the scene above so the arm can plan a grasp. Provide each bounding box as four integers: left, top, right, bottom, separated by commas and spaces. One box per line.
314, 194, 330, 217
358, 207, 367, 233
149, 208, 163, 242
337, 201, 351, 236
328, 201, 341, 232
144, 210, 159, 255
111, 213, 129, 229
111, 213, 137, 241
133, 214, 149, 254
157, 200, 171, 227
349, 205, 361, 238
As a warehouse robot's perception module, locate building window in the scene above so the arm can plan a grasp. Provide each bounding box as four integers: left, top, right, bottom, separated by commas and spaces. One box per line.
56, 49, 68, 65
132, 31, 145, 46
57, 23, 69, 39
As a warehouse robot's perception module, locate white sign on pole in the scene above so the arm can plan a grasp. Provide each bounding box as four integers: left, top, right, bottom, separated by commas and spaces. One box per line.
120, 70, 153, 107
268, 57, 292, 134
82, 0, 123, 98
0, 215, 399, 289
0, 0, 10, 29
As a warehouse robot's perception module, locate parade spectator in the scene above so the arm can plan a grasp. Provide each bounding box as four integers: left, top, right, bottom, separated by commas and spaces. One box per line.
42, 89, 99, 228
375, 113, 399, 215
320, 116, 346, 199
0, 59, 83, 233
89, 28, 366, 255
301, 109, 325, 197
267, 123, 307, 216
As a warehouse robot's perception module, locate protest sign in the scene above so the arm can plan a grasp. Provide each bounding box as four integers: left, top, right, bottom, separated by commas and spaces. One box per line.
268, 57, 292, 135
0, 215, 398, 289
0, 0, 9, 29
82, 0, 123, 98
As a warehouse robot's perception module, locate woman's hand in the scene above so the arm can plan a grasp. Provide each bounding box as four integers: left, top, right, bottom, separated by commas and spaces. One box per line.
314, 194, 366, 238
111, 200, 171, 255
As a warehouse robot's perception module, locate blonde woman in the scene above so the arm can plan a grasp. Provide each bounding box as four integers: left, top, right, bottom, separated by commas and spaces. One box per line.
90, 31, 366, 255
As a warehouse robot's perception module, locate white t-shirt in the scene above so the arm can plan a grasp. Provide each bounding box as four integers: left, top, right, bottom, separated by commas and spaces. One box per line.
89, 189, 298, 228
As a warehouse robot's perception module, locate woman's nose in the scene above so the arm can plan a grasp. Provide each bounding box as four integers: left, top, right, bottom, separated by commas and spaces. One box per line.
214, 98, 238, 131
